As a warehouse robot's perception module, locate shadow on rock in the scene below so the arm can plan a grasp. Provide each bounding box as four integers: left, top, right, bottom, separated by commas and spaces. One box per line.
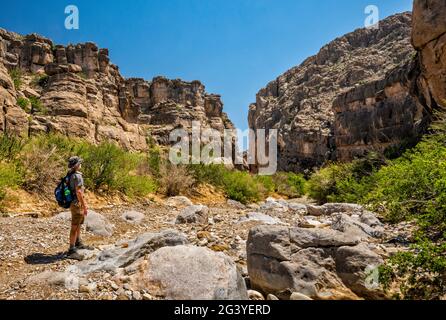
24, 252, 67, 265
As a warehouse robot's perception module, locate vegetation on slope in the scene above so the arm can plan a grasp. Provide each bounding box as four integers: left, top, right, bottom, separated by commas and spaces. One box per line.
0, 134, 306, 210
307, 127, 446, 299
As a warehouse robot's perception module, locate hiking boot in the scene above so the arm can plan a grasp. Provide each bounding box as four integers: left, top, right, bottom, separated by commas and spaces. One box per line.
75, 241, 94, 251
66, 248, 84, 261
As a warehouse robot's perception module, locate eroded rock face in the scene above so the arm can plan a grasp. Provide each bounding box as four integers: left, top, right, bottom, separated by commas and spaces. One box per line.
247, 208, 387, 300
412, 0, 446, 110
0, 28, 233, 150
127, 245, 248, 300
248, 13, 420, 171
333, 59, 428, 161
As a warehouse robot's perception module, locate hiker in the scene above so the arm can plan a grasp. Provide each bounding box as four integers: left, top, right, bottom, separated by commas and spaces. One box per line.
66, 156, 92, 259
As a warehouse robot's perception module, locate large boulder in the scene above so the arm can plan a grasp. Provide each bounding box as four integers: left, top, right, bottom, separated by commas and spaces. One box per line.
128, 245, 248, 300
331, 213, 384, 240
53, 210, 114, 237
166, 196, 193, 208
247, 225, 361, 299
247, 224, 386, 300
335, 244, 385, 299
307, 203, 364, 216
85, 211, 114, 237
121, 210, 145, 224
175, 205, 209, 224
77, 230, 188, 274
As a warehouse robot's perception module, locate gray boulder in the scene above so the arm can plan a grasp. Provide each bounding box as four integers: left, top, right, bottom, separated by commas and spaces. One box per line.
260, 198, 289, 212
166, 196, 193, 208
246, 224, 389, 300
336, 244, 385, 299
129, 245, 248, 300
53, 210, 113, 237
175, 205, 209, 224
247, 225, 360, 299
307, 203, 364, 216
77, 230, 188, 274
359, 211, 383, 228
227, 199, 246, 210
238, 212, 283, 225
331, 213, 384, 239
289, 227, 361, 249
121, 210, 145, 224
86, 211, 114, 237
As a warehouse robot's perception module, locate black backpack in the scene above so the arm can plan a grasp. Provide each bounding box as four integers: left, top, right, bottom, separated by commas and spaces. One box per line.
54, 172, 75, 209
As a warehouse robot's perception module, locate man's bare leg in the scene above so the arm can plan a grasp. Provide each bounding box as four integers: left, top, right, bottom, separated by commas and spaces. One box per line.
69, 224, 80, 248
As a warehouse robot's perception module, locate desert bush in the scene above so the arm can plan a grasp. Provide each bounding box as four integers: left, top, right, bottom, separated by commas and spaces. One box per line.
0, 134, 24, 161
159, 163, 195, 197
9, 68, 23, 89
77, 142, 129, 191
0, 162, 23, 206
379, 239, 446, 300
20, 141, 65, 195
307, 152, 383, 204
222, 170, 261, 204
189, 164, 262, 203
17, 97, 31, 113
272, 172, 306, 198
32, 74, 49, 88
303, 130, 446, 299
147, 146, 162, 177
29, 96, 47, 115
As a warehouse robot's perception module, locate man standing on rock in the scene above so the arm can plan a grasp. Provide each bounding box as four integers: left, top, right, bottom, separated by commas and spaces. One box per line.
67, 156, 92, 260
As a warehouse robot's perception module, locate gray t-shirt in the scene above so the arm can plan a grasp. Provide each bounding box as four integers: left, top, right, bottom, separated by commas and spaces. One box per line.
69, 171, 84, 203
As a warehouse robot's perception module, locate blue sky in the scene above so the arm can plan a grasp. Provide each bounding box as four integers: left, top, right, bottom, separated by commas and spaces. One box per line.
0, 0, 413, 131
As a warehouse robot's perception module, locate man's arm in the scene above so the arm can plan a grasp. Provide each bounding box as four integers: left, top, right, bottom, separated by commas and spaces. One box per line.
76, 187, 88, 216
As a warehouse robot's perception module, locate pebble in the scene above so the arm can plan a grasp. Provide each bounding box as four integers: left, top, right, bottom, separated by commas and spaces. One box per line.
290, 292, 313, 300
248, 290, 265, 300
132, 291, 142, 300
142, 293, 153, 300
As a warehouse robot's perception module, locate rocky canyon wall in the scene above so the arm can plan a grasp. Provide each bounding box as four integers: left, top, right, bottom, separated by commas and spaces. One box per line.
248, 12, 432, 172
412, 0, 446, 111
0, 29, 233, 151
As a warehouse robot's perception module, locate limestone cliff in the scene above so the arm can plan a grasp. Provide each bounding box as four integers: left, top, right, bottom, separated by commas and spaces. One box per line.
412, 0, 446, 111
0, 29, 233, 150
248, 13, 420, 172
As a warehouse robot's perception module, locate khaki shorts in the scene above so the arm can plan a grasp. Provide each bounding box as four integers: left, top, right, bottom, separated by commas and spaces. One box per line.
70, 202, 85, 226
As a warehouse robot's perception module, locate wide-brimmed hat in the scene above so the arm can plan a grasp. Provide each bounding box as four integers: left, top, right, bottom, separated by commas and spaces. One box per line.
68, 156, 83, 169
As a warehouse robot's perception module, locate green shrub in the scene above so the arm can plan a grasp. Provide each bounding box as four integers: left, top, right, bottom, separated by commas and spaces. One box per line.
273, 172, 306, 198
29, 96, 47, 115
78, 142, 128, 191
0, 162, 24, 209
20, 138, 65, 194
305, 136, 446, 299
0, 134, 24, 161
9, 68, 23, 90
159, 163, 195, 197
365, 136, 446, 226
379, 239, 446, 300
116, 175, 158, 197
147, 146, 162, 177
189, 164, 262, 204
32, 74, 49, 88
307, 152, 384, 204
222, 170, 261, 204
17, 97, 31, 113
255, 175, 276, 194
